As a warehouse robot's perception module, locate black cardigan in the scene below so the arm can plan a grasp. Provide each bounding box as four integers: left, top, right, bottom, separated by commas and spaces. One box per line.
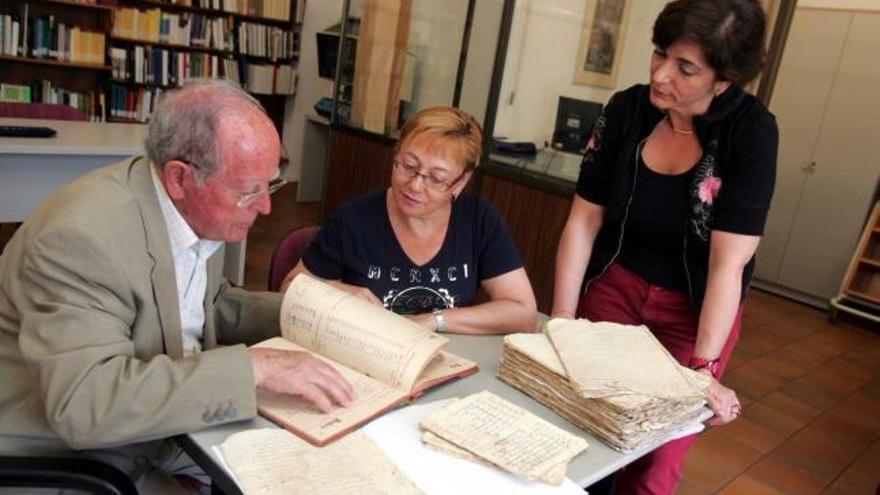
576, 84, 778, 310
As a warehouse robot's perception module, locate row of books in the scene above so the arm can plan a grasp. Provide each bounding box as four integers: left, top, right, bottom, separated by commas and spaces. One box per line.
112, 8, 296, 59
108, 46, 295, 95
148, 0, 303, 22
0, 81, 103, 121
0, 13, 105, 65
246, 62, 296, 95
107, 84, 160, 122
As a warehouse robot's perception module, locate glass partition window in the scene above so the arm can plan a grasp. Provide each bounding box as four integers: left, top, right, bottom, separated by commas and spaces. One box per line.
330, 0, 477, 136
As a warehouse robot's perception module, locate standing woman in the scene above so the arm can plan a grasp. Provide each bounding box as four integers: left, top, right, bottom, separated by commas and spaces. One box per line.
283, 106, 537, 334
552, 0, 777, 493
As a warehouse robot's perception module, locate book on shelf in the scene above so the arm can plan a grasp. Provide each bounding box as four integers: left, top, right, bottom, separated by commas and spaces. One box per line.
254, 274, 479, 446
0, 83, 31, 103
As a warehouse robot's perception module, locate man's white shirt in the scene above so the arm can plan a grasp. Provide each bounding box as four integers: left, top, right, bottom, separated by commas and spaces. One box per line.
151, 166, 223, 357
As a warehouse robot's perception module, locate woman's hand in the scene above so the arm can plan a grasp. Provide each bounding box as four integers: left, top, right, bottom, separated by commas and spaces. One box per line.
406, 313, 437, 331
330, 281, 382, 306
703, 373, 741, 426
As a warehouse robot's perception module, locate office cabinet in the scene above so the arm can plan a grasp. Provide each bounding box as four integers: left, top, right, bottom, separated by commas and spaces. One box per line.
754, 8, 880, 306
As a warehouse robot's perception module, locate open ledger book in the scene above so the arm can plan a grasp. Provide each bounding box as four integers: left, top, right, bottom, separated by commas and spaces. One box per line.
254, 274, 479, 446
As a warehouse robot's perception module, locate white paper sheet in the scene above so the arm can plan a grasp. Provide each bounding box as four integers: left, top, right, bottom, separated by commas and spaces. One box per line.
362, 400, 586, 495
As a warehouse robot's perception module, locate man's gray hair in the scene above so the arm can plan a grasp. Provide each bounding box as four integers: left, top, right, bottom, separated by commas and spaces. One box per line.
145, 79, 266, 179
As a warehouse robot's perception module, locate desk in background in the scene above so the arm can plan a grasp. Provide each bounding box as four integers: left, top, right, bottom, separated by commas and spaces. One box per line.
178, 332, 663, 495
0, 117, 246, 284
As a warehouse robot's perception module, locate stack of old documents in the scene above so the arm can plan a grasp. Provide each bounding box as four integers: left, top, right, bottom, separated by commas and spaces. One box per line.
497, 319, 711, 452
419, 391, 587, 485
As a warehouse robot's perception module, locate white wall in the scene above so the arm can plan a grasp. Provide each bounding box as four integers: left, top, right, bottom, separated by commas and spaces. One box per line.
282, 0, 342, 182
494, 0, 666, 144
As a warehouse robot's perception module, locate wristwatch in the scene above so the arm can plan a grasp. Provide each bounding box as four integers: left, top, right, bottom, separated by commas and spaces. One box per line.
432, 308, 446, 333
689, 356, 721, 377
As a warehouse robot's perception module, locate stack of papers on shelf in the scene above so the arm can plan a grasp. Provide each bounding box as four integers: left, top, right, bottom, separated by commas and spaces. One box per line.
419, 391, 587, 485
497, 319, 712, 452
218, 428, 424, 494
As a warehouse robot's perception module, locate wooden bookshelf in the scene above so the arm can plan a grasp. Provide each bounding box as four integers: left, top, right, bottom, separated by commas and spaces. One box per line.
0, 0, 301, 125
29, 0, 115, 11
109, 35, 235, 56
0, 55, 111, 70
841, 202, 880, 306
132, 0, 296, 26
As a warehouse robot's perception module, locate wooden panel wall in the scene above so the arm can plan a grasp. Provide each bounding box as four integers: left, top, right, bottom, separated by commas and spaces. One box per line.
480, 174, 572, 314
322, 128, 395, 218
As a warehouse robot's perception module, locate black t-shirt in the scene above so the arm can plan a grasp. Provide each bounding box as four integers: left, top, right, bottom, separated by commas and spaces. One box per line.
303, 189, 523, 315
617, 153, 695, 292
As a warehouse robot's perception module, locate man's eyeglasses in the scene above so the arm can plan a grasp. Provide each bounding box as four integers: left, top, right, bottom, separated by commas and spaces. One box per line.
392, 159, 465, 192
231, 176, 288, 209
180, 159, 288, 209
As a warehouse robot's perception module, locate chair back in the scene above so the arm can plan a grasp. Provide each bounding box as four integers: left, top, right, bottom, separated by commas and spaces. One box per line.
268, 226, 320, 291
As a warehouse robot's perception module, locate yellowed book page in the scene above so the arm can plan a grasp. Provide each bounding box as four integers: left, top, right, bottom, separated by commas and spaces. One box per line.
282, 274, 447, 391
254, 338, 406, 444
545, 319, 704, 399
421, 431, 568, 486
420, 392, 587, 482
220, 429, 424, 495
412, 350, 477, 393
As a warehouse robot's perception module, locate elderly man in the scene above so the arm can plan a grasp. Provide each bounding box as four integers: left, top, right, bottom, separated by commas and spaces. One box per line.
0, 80, 353, 492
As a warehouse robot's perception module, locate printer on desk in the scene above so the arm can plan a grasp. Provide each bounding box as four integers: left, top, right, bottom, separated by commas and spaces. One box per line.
552, 96, 603, 154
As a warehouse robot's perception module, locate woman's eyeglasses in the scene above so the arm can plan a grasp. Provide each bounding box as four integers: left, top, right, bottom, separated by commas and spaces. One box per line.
392, 159, 464, 192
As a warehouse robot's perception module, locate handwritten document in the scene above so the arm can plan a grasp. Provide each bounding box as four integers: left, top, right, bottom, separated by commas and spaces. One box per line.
219, 428, 423, 495
546, 319, 709, 399
420, 391, 587, 483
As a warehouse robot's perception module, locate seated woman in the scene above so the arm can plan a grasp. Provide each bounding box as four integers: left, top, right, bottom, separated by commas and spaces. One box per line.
283, 106, 537, 334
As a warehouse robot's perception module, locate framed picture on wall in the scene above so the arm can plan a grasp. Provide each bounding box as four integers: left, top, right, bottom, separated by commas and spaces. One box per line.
574, 0, 632, 88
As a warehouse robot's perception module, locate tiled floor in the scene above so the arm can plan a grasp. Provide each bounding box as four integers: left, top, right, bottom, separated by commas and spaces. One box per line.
2, 183, 878, 494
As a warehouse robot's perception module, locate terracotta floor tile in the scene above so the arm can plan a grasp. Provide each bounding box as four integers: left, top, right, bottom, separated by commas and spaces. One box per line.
823, 440, 880, 495
770, 425, 861, 482
801, 366, 870, 401
841, 345, 880, 374
750, 353, 808, 381
713, 416, 788, 454
776, 345, 837, 374
762, 316, 822, 342
813, 323, 879, 349
736, 331, 791, 356
682, 443, 742, 493
690, 431, 763, 473
677, 479, 711, 495
725, 365, 789, 401
761, 391, 824, 425
718, 474, 785, 495
746, 457, 826, 495
826, 393, 880, 436
810, 413, 879, 454
741, 400, 807, 437
780, 377, 841, 412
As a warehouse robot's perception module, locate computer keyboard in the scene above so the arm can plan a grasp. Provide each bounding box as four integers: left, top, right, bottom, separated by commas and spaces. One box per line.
0, 125, 58, 138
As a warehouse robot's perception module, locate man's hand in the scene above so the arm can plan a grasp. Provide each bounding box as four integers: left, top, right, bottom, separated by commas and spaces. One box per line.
703, 373, 741, 426
248, 347, 356, 413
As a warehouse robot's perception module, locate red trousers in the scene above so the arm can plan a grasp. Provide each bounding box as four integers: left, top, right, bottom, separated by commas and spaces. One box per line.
577, 263, 742, 495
